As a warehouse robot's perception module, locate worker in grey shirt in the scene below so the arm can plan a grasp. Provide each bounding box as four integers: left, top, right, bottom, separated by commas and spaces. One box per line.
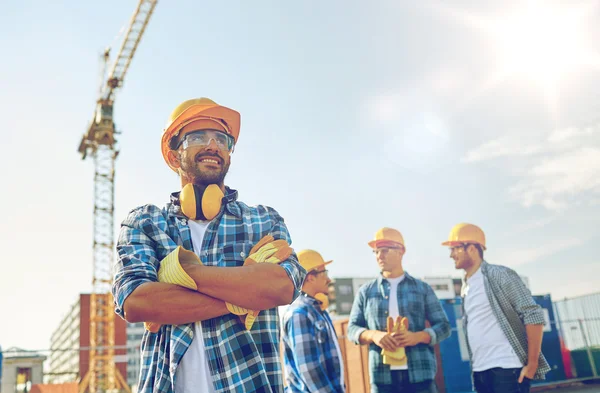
442, 223, 550, 393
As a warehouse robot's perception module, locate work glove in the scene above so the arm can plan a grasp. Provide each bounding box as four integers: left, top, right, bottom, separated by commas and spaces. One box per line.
382, 316, 409, 366
241, 235, 293, 330
144, 246, 251, 332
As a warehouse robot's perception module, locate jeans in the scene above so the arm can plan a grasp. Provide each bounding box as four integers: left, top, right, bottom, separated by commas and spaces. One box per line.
473, 368, 531, 393
371, 370, 438, 393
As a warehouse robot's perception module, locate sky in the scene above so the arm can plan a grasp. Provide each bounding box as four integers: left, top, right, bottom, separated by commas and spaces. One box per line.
1, 0, 599, 352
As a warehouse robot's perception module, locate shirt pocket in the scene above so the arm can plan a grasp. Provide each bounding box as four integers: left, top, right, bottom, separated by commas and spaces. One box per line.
402, 291, 424, 328
221, 242, 252, 267
365, 295, 385, 331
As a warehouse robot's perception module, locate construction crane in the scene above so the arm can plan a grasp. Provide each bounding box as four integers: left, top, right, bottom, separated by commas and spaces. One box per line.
77, 1, 157, 392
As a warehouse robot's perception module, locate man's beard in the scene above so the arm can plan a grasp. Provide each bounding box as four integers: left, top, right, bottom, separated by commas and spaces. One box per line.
181, 155, 230, 185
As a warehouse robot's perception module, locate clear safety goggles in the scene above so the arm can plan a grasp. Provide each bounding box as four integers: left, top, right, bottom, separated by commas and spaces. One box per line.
178, 129, 235, 153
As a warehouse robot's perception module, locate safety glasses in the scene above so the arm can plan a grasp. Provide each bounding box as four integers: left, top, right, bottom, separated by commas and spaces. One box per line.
372, 246, 403, 254
178, 129, 235, 153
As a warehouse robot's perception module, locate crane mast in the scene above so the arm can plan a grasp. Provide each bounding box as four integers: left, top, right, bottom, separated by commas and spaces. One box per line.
77, 2, 157, 392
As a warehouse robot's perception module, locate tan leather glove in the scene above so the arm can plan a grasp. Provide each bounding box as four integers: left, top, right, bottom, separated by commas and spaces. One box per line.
144, 246, 250, 332
241, 235, 293, 330
382, 316, 409, 366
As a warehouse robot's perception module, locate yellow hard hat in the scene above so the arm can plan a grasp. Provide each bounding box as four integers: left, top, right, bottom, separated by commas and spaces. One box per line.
441, 223, 486, 250
161, 98, 241, 171
297, 249, 333, 273
368, 227, 405, 249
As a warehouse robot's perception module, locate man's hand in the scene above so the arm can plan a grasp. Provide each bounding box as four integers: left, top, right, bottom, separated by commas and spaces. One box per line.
373, 331, 401, 352
519, 361, 538, 382
144, 247, 203, 332
396, 330, 428, 347
241, 235, 293, 330
145, 246, 249, 333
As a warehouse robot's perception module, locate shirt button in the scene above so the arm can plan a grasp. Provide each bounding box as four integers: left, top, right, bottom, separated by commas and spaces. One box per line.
240, 251, 246, 258
385, 296, 388, 299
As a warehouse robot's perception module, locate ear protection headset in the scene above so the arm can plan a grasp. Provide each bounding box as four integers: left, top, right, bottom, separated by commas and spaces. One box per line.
314, 293, 330, 311
179, 183, 224, 220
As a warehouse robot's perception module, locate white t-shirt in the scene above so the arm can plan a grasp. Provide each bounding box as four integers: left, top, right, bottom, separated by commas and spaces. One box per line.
175, 219, 215, 393
387, 275, 408, 370
464, 268, 523, 372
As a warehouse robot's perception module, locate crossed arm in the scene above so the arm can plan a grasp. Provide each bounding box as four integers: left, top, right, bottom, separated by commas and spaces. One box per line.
113, 218, 304, 325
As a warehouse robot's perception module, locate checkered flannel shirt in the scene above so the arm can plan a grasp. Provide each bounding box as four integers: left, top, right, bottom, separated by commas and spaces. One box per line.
282, 294, 345, 393
347, 273, 451, 386
112, 188, 306, 393
462, 261, 551, 379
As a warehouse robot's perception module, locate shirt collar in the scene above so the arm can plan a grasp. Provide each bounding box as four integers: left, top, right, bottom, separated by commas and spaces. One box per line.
377, 271, 413, 286
167, 186, 241, 218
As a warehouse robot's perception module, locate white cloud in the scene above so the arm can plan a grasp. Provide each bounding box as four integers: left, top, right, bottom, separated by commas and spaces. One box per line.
463, 124, 600, 210
511, 216, 557, 234
496, 237, 585, 268
462, 137, 543, 162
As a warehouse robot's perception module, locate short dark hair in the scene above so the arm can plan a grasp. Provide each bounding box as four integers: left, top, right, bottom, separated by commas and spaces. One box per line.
469, 243, 484, 259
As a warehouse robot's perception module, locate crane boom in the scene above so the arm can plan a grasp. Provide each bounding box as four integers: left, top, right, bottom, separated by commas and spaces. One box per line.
104, 0, 157, 101
77, 1, 157, 392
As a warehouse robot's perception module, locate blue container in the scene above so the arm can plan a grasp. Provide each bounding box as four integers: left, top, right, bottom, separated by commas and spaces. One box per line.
439, 298, 474, 393
533, 294, 566, 383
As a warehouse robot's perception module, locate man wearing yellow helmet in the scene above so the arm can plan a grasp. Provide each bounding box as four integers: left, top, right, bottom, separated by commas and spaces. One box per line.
443, 223, 550, 393
112, 98, 306, 393
281, 250, 345, 393
348, 228, 451, 393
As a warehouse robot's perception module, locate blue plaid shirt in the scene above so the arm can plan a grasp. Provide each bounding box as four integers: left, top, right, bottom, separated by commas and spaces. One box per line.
113, 188, 306, 393
282, 294, 345, 393
347, 273, 451, 386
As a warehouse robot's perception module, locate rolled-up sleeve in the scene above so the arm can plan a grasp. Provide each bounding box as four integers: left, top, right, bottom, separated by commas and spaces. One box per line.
423, 284, 451, 346
348, 287, 368, 345
503, 268, 545, 325
266, 207, 306, 303
112, 208, 160, 319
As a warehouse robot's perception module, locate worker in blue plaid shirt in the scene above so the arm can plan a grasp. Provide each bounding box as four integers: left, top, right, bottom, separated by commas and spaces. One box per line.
348, 228, 451, 393
282, 249, 346, 393
112, 98, 306, 393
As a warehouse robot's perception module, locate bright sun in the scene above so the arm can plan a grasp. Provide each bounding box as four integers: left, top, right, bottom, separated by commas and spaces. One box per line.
436, 0, 600, 107
489, 2, 598, 91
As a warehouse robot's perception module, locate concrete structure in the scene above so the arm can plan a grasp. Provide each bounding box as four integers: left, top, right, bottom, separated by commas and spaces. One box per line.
125, 323, 145, 388
45, 294, 127, 389
1, 348, 46, 393
330, 277, 375, 316
422, 277, 458, 299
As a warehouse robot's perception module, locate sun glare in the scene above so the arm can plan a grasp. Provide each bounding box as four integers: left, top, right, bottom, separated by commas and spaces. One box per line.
434, 0, 600, 111
489, 2, 596, 91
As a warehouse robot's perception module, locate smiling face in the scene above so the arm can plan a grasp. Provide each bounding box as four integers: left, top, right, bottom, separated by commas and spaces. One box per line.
449, 244, 478, 271
167, 119, 233, 187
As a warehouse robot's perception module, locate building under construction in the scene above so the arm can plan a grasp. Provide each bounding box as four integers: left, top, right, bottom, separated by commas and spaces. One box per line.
45, 295, 127, 390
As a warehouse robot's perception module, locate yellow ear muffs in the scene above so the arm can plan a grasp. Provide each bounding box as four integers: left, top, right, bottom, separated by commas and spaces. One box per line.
314, 293, 330, 311
180, 183, 225, 220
